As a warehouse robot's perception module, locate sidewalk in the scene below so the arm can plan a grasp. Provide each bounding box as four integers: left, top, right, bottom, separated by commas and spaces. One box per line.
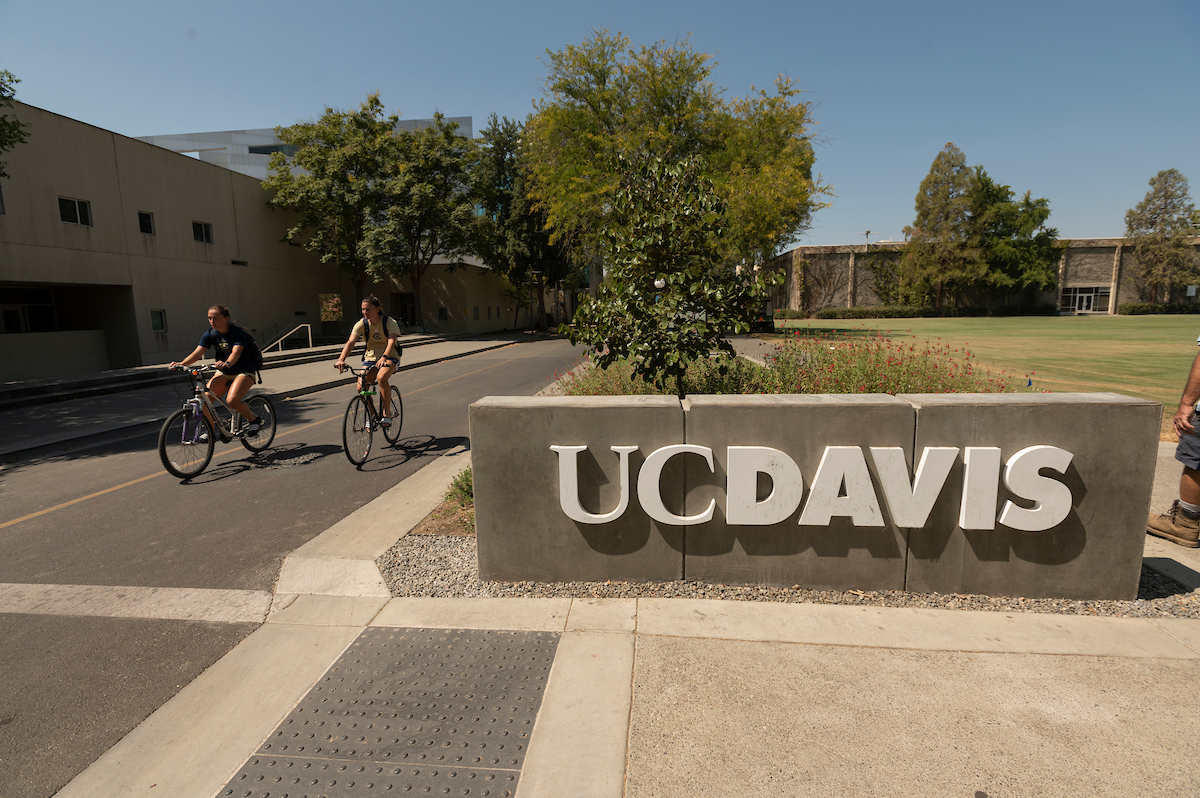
0, 334, 522, 463
45, 439, 1200, 797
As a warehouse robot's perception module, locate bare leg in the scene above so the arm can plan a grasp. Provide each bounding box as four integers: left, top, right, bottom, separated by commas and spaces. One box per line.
1181, 467, 1200, 506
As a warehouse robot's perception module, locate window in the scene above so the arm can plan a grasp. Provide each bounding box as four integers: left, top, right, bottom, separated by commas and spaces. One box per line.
192, 221, 213, 243
138, 211, 155, 235
473, 306, 479, 320
437, 307, 448, 321
0, 185, 5, 215
150, 309, 167, 332
487, 306, 491, 320
59, 197, 92, 226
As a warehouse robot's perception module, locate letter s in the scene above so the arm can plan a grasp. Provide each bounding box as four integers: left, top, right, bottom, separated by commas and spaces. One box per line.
998, 445, 1074, 532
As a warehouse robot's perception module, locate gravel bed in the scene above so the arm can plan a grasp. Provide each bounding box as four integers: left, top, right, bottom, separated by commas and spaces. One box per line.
377, 534, 1200, 619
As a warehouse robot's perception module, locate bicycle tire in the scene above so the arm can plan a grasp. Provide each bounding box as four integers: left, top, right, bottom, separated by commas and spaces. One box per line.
342, 394, 373, 466
383, 391, 403, 444
159, 407, 215, 479
241, 395, 278, 452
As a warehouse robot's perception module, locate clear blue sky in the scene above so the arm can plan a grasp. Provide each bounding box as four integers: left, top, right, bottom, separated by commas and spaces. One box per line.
2, 0, 1197, 248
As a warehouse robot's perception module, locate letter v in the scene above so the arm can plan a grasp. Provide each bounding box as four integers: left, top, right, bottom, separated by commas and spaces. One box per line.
869, 447, 959, 528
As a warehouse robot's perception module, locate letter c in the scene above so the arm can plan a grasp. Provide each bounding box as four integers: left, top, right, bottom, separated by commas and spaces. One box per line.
637, 444, 716, 525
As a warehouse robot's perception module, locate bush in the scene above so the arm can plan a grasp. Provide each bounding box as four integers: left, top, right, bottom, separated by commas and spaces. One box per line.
814, 305, 925, 319
774, 308, 808, 319
445, 466, 473, 505
555, 329, 1027, 396
1118, 302, 1200, 315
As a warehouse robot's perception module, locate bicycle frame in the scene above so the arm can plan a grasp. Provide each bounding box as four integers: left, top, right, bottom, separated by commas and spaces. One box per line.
177, 367, 250, 443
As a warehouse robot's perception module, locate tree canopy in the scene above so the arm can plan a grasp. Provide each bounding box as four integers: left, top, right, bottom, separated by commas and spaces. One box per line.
1125, 169, 1197, 302
0, 68, 30, 180
472, 114, 569, 329
524, 29, 827, 267
898, 143, 1060, 309
363, 113, 477, 324
263, 94, 396, 300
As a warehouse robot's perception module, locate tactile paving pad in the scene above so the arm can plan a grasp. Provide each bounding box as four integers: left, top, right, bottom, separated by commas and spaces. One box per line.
220, 627, 559, 797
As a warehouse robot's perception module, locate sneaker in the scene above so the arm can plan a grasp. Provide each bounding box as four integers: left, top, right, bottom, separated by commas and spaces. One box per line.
379, 416, 391, 429
1148, 500, 1200, 547
246, 417, 262, 437
197, 431, 209, 444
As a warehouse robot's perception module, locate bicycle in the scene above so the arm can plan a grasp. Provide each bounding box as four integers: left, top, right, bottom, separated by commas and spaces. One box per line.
157, 364, 278, 479
341, 363, 403, 466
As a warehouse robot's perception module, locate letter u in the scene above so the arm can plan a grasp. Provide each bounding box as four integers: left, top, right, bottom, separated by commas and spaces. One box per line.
550, 445, 639, 524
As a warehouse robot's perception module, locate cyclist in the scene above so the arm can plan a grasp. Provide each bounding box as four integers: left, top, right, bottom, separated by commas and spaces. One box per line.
335, 295, 402, 429
170, 304, 264, 437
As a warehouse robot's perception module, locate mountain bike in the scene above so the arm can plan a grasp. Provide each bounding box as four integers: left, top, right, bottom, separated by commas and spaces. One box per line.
157, 364, 278, 479
341, 364, 403, 466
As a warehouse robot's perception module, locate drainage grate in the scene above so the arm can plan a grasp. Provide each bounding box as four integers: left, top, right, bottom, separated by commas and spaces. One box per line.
220, 627, 559, 797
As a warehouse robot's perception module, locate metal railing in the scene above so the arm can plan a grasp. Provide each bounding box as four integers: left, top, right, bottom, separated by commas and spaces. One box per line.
262, 323, 313, 353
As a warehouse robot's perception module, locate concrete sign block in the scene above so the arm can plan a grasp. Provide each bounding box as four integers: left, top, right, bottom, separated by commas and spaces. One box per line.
470, 396, 685, 582
900, 393, 1160, 600
683, 394, 914, 590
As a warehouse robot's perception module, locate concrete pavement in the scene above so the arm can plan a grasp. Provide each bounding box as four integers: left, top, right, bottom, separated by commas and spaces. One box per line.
8, 342, 1200, 797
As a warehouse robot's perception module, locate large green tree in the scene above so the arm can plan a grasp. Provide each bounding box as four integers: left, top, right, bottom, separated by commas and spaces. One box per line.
966, 167, 1060, 294
263, 94, 397, 300
900, 144, 1060, 309
900, 143, 980, 310
0, 68, 30, 179
1125, 169, 1197, 302
362, 113, 477, 325
524, 30, 826, 268
472, 114, 569, 330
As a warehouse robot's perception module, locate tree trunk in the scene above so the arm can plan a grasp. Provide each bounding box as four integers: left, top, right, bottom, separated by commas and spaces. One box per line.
536, 272, 547, 331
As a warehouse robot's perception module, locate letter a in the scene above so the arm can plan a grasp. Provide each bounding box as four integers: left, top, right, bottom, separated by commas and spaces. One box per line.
798, 446, 884, 527
550, 445, 638, 524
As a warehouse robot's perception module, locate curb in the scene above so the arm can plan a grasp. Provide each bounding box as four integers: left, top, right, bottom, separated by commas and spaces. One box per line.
0, 340, 519, 465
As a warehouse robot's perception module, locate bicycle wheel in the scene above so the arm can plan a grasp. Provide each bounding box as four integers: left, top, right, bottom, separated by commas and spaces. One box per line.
241, 395, 278, 452
342, 395, 373, 465
159, 407, 215, 479
383, 391, 403, 444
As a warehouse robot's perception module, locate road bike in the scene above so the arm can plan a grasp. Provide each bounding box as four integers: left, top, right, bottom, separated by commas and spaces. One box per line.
341, 364, 403, 466
157, 364, 278, 478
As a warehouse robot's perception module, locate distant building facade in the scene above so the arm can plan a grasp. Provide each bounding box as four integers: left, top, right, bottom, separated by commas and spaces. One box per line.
765, 238, 1200, 316
0, 104, 520, 381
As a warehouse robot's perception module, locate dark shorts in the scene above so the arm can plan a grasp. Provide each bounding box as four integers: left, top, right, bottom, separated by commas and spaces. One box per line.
1177, 412, 1200, 470
363, 355, 399, 369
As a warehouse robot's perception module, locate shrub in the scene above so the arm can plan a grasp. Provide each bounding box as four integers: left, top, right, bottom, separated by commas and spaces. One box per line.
445, 467, 473, 505
774, 308, 808, 319
556, 328, 1026, 396
1118, 302, 1200, 315
814, 305, 925, 319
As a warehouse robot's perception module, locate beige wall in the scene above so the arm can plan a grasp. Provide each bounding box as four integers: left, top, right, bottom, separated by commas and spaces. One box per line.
0, 103, 340, 374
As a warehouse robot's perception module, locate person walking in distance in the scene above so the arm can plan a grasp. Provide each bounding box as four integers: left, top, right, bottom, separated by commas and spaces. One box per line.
1149, 341, 1200, 546
335, 295, 402, 429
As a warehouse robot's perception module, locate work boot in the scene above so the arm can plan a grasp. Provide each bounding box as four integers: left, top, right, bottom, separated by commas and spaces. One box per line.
1148, 500, 1200, 547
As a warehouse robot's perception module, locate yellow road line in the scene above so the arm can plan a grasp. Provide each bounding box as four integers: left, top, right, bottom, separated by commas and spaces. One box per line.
0, 341, 545, 530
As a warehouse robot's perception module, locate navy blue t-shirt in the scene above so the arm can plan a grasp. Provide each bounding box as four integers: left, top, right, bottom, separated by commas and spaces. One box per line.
199, 324, 261, 372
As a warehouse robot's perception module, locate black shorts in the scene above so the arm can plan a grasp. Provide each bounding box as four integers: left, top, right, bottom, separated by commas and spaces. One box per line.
1177, 412, 1200, 470
363, 355, 399, 369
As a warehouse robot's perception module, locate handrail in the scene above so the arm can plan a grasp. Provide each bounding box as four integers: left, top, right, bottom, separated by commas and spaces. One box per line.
262, 323, 313, 353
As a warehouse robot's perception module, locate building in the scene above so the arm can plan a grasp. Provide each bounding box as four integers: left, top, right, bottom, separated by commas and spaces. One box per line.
0, 104, 522, 381
765, 238, 1200, 316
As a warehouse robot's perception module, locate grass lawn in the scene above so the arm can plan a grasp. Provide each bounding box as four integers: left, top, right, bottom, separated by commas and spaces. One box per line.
769, 315, 1198, 438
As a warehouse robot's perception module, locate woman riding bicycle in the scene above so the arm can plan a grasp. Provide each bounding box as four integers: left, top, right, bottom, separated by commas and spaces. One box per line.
335, 295, 402, 429
170, 304, 264, 436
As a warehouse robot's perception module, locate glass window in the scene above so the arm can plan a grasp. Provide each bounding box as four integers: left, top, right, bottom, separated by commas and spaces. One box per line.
59, 197, 91, 226
437, 307, 448, 321
150, 309, 167, 332
192, 221, 213, 243
138, 212, 155, 235
473, 306, 479, 320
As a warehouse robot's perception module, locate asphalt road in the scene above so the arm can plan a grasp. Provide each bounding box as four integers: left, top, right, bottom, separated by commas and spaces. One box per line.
0, 337, 582, 798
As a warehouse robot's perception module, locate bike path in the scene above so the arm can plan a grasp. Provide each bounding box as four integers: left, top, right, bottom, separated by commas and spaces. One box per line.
0, 335, 522, 463
49, 442, 1200, 798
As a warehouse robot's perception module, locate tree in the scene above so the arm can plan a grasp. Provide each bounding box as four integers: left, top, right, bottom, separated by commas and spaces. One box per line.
524, 30, 827, 268
1125, 169, 1197, 302
570, 155, 778, 396
900, 143, 980, 310
362, 113, 477, 325
0, 68, 30, 179
263, 94, 397, 300
966, 167, 1060, 295
900, 144, 1059, 310
472, 114, 568, 330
